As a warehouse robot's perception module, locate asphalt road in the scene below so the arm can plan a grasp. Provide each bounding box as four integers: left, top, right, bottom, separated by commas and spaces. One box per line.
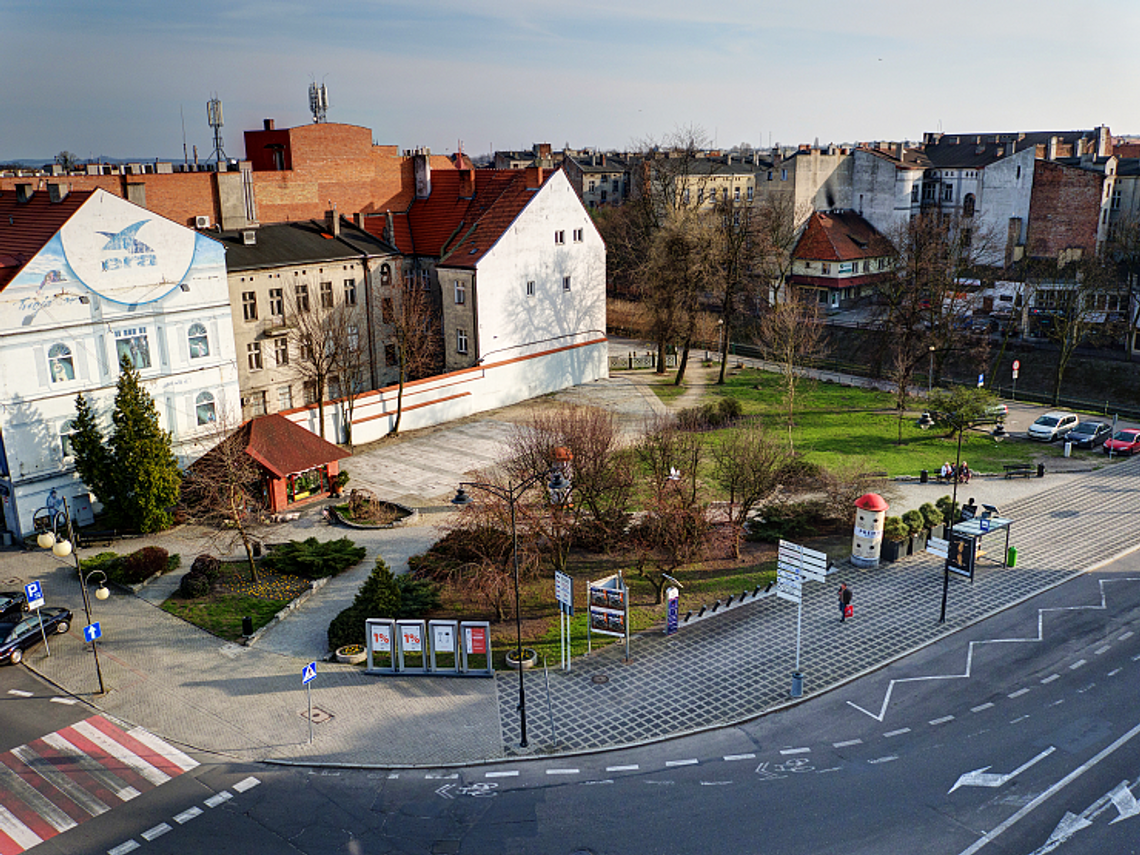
6, 553, 1140, 855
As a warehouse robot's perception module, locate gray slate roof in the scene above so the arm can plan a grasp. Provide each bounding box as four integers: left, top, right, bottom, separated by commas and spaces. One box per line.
215, 219, 398, 271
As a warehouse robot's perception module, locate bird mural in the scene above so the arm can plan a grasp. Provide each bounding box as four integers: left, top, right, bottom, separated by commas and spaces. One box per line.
97, 220, 154, 254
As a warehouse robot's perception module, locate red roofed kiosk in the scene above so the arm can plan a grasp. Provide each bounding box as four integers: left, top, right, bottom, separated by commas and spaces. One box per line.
852, 493, 889, 568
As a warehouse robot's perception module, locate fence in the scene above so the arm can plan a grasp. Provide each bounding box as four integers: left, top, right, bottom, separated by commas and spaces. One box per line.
608, 351, 678, 371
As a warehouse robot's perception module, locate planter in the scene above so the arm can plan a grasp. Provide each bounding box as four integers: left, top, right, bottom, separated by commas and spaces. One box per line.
930, 524, 945, 541
881, 539, 905, 562
335, 644, 367, 665
504, 647, 539, 670
911, 531, 928, 553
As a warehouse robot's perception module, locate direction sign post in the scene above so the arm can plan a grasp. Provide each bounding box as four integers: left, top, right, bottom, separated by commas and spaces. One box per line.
1012, 359, 1020, 400
777, 540, 827, 698
301, 661, 317, 744
25, 581, 49, 656
554, 571, 573, 671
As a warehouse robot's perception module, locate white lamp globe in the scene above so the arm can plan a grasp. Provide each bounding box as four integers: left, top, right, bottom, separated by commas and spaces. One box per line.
95, 586, 110, 601
52, 539, 73, 558
37, 531, 55, 550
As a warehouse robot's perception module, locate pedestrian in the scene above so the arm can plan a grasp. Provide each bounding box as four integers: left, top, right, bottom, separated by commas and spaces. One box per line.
960, 461, 971, 484
940, 461, 953, 481
838, 582, 853, 622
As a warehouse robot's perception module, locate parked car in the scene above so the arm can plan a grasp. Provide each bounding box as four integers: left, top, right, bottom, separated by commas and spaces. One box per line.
0, 607, 72, 666
1068, 421, 1112, 449
0, 591, 28, 620
1027, 411, 1079, 442
1104, 429, 1140, 456
985, 403, 1009, 420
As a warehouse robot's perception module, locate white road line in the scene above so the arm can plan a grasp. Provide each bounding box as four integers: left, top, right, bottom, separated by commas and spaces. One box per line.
929, 716, 956, 726
1108, 668, 1123, 677
1008, 688, 1031, 698
1095, 646, 1111, 655
1049, 699, 1065, 707
174, 806, 203, 824
1041, 674, 1061, 684
970, 703, 995, 713
665, 759, 699, 767
142, 823, 172, 841
884, 728, 911, 738
423, 773, 458, 780
50, 696, 78, 705
0, 804, 42, 849
108, 842, 141, 855
606, 765, 639, 772
1133, 653, 1140, 662
779, 747, 811, 755
7, 689, 32, 697
867, 756, 898, 765
833, 739, 863, 748
387, 773, 399, 779
700, 781, 733, 786
74, 720, 171, 786
545, 769, 579, 775
1010, 715, 1030, 724
126, 727, 199, 772
1069, 659, 1087, 670
1119, 631, 1134, 641
204, 791, 233, 807
232, 776, 260, 793
485, 771, 519, 778
723, 754, 756, 761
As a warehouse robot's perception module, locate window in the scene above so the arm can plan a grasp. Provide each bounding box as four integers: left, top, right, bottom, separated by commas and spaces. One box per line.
60, 420, 76, 458
247, 341, 263, 370
303, 381, 318, 405
722, 188, 728, 202
526, 280, 536, 297
781, 169, 787, 181
278, 385, 293, 411
115, 328, 151, 370
381, 297, 394, 324
554, 230, 565, 245
697, 189, 704, 205
612, 179, 620, 192
573, 228, 583, 242
588, 180, 595, 192
274, 337, 289, 366
747, 186, 754, 202
344, 278, 357, 305
767, 171, 773, 181
269, 288, 283, 316
600, 189, 608, 202
942, 183, 953, 202
348, 326, 359, 350
1016, 165, 1022, 180
963, 194, 976, 218
385, 344, 397, 366
188, 323, 210, 358
380, 264, 392, 287
196, 391, 217, 425
243, 391, 266, 417
684, 188, 690, 205
562, 275, 572, 292
456, 328, 469, 354
911, 185, 920, 202
454, 280, 466, 305
821, 263, 830, 274
1112, 187, 1121, 210
48, 343, 75, 383
320, 281, 334, 308
734, 187, 740, 202
242, 291, 258, 321
295, 284, 310, 313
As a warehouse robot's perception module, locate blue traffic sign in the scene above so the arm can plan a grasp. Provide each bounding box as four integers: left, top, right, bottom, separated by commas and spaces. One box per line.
24, 581, 44, 610
301, 662, 317, 685
84, 622, 102, 642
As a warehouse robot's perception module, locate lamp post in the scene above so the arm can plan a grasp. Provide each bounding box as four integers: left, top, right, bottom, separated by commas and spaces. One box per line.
452, 456, 573, 749
928, 345, 936, 393
33, 496, 108, 694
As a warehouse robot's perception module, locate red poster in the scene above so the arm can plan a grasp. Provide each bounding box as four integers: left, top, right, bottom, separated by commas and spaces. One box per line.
465, 626, 487, 655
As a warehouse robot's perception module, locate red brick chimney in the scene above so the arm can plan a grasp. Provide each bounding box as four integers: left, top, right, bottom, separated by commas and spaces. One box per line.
525, 166, 545, 188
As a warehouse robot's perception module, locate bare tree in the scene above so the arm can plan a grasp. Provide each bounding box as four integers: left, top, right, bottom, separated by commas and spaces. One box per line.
708, 426, 786, 558
752, 194, 807, 309
386, 270, 441, 436
1107, 213, 1140, 359
328, 311, 371, 450
285, 286, 347, 440
709, 196, 768, 385
757, 291, 825, 450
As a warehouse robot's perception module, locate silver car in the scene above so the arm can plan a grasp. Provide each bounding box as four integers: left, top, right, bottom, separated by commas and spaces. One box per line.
1027, 411, 1078, 442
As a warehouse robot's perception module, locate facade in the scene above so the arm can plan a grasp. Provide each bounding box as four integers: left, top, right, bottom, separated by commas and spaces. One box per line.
789, 211, 895, 310
0, 186, 240, 540
563, 153, 631, 208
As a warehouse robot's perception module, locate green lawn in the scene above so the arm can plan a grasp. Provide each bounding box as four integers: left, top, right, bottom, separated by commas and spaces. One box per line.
162, 596, 287, 642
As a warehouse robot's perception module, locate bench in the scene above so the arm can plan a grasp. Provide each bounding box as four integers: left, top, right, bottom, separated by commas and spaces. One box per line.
1003, 463, 1034, 479
77, 529, 121, 547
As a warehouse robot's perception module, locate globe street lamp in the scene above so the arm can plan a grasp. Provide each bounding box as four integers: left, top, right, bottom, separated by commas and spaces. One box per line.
452, 452, 573, 749
33, 496, 108, 694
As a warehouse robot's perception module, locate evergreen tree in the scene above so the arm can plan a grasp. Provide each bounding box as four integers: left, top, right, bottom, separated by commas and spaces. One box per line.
70, 393, 114, 505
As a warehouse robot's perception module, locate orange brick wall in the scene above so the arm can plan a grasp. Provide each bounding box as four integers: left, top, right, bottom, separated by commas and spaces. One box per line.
1028, 160, 1102, 258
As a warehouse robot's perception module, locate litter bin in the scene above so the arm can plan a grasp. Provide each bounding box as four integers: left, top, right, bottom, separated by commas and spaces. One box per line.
242, 616, 254, 637
920, 469, 929, 484
1007, 546, 1018, 568
1064, 441, 1072, 458
1037, 463, 1046, 478
790, 672, 803, 698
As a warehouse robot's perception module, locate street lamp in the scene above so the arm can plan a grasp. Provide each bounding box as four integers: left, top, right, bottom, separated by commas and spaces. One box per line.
928, 345, 936, 393
33, 497, 107, 694
452, 453, 573, 749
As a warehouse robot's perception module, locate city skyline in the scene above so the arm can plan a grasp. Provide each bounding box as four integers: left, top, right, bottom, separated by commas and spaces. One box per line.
3, 0, 1137, 162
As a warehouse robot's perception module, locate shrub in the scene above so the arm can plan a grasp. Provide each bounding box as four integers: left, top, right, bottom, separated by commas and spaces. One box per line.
676, 396, 745, 431
901, 509, 925, 536
882, 516, 908, 542
935, 495, 955, 522
396, 575, 441, 617
122, 546, 169, 584
919, 502, 944, 530
180, 572, 210, 599
746, 501, 830, 543
408, 526, 511, 581
328, 605, 364, 650
327, 557, 413, 651
775, 457, 824, 490
190, 554, 221, 582
262, 537, 366, 579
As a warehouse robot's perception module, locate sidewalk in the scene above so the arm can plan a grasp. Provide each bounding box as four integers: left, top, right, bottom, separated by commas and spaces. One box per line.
8, 362, 1140, 768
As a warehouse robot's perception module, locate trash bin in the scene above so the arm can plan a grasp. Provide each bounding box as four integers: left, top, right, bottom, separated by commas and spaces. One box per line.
1064, 441, 1072, 458
1037, 463, 1046, 478
920, 469, 929, 484
242, 616, 254, 637
790, 672, 804, 698
1007, 546, 1018, 568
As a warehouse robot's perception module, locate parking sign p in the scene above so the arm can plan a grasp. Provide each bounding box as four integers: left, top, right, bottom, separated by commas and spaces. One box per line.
24, 581, 44, 611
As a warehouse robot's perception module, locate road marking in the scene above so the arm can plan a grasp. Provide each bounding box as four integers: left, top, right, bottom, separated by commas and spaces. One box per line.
971, 703, 995, 713
723, 754, 755, 761
424, 773, 458, 780
779, 747, 811, 755
884, 728, 911, 738
665, 759, 698, 767
173, 806, 202, 824
1133, 653, 1140, 662
204, 791, 232, 807
929, 716, 956, 726
485, 771, 518, 778
1119, 631, 1134, 641
833, 739, 863, 748
232, 776, 260, 793
644, 780, 674, 785
949, 746, 1056, 794
73, 720, 171, 786
1069, 659, 1087, 670
581, 780, 613, 786
7, 689, 32, 698
1108, 668, 1123, 677
1008, 688, 1031, 699
0, 804, 42, 849
1041, 674, 1061, 684
1049, 699, 1065, 707
1095, 646, 1111, 655
867, 756, 898, 765
108, 842, 141, 855
700, 781, 732, 786
606, 765, 639, 772
545, 769, 579, 776
1010, 715, 1030, 724
387, 773, 399, 779
49, 697, 78, 705
142, 823, 171, 841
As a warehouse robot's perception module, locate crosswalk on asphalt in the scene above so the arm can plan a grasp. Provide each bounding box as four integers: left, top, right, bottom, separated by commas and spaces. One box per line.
0, 715, 198, 854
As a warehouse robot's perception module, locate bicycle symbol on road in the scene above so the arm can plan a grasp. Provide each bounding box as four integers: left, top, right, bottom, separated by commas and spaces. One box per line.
755, 758, 816, 781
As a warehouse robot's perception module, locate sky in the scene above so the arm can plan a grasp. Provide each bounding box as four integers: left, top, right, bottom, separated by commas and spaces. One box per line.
3, 0, 1137, 163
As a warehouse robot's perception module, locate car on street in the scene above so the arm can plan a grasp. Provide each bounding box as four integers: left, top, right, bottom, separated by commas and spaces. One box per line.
1027, 411, 1079, 442
1104, 429, 1140, 456
0, 607, 72, 665
985, 403, 1009, 420
0, 591, 28, 620
1068, 421, 1112, 449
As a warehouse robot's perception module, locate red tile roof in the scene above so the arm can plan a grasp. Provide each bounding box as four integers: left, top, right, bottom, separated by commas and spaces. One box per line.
202, 413, 350, 479
793, 211, 894, 263
0, 188, 93, 289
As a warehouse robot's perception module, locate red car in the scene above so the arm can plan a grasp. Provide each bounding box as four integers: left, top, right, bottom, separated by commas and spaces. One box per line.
1104, 429, 1140, 456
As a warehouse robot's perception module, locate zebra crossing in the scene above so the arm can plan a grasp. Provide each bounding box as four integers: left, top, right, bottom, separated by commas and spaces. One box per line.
0, 715, 198, 854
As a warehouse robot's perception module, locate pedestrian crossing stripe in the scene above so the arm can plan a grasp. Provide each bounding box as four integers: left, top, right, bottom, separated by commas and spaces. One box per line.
0, 715, 198, 855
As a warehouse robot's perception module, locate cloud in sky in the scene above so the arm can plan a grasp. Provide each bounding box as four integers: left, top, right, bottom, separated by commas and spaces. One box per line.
2, 0, 1135, 162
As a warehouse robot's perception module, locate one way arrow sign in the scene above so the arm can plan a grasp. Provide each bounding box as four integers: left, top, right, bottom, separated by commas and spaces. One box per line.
949, 746, 1056, 793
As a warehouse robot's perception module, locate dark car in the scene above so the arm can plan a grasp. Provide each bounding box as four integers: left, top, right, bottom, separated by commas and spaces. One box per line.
0, 607, 72, 665
0, 591, 28, 620
1105, 429, 1140, 456
1068, 421, 1112, 449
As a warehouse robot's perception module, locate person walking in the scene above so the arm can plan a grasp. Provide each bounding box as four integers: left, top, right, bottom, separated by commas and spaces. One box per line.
838, 582, 853, 622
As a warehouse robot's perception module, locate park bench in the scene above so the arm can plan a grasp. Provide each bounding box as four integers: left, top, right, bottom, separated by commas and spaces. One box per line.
77, 529, 122, 547
1003, 463, 1034, 479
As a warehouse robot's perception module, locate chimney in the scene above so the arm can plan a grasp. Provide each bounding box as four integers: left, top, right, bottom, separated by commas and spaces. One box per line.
601, 153, 606, 166
15, 184, 33, 204
242, 229, 257, 246
325, 207, 340, 237
412, 148, 432, 199
263, 118, 275, 131
1046, 136, 1058, 161
1095, 125, 1110, 158
47, 183, 69, 203
385, 210, 394, 246
894, 142, 904, 160
525, 166, 544, 188
459, 162, 475, 198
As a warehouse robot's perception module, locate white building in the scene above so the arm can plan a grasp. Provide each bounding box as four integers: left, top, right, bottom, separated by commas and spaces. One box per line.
0, 186, 239, 540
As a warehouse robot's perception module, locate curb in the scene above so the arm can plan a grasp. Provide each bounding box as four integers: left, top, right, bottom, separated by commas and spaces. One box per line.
242, 575, 330, 647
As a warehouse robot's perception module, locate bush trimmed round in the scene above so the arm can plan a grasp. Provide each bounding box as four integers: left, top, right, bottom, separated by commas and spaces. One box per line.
180, 571, 210, 599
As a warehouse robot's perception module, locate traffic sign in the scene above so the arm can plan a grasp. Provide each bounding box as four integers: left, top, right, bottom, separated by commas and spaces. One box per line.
1012, 360, 1020, 370
554, 570, 574, 615
83, 622, 102, 643
24, 581, 44, 611
977, 373, 985, 387
301, 661, 317, 684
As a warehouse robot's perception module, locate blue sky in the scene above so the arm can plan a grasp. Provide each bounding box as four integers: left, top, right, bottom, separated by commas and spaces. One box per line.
3, 0, 1135, 162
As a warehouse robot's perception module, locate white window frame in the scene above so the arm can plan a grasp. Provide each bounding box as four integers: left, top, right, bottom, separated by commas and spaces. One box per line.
196, 391, 217, 425
456, 328, 469, 355
562, 276, 572, 292
48, 343, 75, 383
526, 280, 536, 297
454, 280, 466, 305
188, 323, 210, 359
554, 230, 565, 245
247, 341, 263, 370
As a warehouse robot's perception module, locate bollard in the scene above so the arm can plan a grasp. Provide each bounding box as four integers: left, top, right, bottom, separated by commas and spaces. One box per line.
242, 615, 254, 637
1037, 463, 1046, 478
920, 469, 929, 484
1007, 546, 1018, 568
790, 672, 804, 698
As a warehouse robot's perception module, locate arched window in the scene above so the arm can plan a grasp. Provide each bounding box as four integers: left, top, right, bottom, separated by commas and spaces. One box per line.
963, 193, 976, 218
188, 323, 210, 358
48, 343, 75, 383
380, 264, 392, 287
195, 391, 216, 426
60, 420, 76, 458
